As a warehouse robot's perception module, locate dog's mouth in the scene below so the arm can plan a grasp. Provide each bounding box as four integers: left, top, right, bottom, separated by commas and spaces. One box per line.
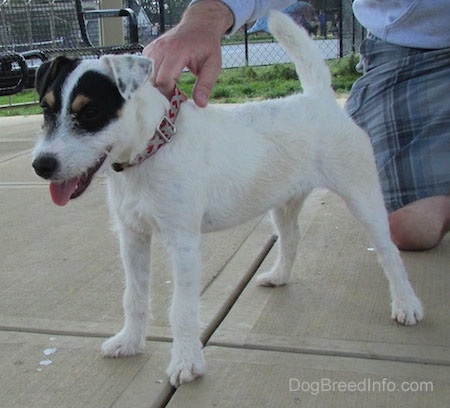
49, 154, 107, 206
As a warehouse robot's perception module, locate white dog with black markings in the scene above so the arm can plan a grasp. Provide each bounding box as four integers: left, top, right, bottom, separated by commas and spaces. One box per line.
32, 11, 423, 386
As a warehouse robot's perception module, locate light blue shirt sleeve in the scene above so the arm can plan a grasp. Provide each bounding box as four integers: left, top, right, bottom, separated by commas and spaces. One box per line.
353, 0, 450, 49
190, 1, 296, 34
221, 0, 295, 33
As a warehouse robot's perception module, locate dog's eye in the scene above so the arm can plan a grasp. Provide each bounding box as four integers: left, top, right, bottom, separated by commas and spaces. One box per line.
81, 106, 100, 120
40, 102, 54, 117
76, 105, 105, 132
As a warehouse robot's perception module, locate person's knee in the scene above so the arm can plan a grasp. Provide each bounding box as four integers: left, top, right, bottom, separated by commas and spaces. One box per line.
389, 212, 440, 250
388, 196, 450, 251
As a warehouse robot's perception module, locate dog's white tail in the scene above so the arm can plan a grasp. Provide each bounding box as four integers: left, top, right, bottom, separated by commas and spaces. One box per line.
269, 10, 332, 96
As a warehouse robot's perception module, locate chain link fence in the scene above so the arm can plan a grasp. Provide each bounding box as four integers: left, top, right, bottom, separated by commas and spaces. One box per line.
221, 28, 340, 69
128, 0, 357, 66
84, 0, 343, 66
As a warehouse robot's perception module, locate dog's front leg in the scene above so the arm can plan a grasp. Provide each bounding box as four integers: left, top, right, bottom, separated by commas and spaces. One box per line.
102, 225, 151, 357
166, 232, 205, 387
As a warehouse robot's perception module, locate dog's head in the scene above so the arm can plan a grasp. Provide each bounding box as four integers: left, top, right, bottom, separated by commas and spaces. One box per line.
32, 55, 156, 206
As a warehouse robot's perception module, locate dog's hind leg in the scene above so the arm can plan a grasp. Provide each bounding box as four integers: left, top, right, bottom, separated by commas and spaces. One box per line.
256, 194, 308, 287
165, 231, 205, 387
102, 226, 151, 357
332, 169, 424, 326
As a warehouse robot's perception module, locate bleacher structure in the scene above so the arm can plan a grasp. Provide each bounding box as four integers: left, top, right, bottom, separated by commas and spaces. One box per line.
0, 0, 142, 96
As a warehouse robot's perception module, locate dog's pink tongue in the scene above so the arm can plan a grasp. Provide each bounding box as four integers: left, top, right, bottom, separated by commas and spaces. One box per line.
49, 177, 80, 206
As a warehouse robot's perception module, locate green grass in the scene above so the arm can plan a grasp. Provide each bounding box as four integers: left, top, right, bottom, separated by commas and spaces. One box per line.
0, 89, 41, 116
179, 65, 303, 103
178, 57, 360, 103
222, 32, 274, 45
0, 56, 360, 116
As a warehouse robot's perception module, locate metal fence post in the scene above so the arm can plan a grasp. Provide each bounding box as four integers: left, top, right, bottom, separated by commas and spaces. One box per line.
341, 0, 364, 56
159, 0, 165, 33
244, 24, 249, 67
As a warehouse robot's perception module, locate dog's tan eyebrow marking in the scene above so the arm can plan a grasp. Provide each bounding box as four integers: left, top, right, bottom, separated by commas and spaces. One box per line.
42, 91, 55, 108
71, 94, 92, 113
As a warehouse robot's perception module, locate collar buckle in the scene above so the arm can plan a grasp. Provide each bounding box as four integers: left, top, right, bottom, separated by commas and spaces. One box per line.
156, 115, 176, 143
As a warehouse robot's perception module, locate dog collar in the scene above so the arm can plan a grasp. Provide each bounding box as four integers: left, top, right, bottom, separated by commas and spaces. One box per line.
111, 86, 186, 172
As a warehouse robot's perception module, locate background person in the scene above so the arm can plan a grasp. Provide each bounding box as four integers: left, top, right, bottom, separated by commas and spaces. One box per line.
318, 10, 326, 38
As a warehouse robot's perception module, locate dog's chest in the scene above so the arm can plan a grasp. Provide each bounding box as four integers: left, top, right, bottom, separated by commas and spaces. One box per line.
107, 174, 161, 233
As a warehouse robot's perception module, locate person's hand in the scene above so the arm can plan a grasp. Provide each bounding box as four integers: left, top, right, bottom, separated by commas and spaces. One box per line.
143, 0, 234, 107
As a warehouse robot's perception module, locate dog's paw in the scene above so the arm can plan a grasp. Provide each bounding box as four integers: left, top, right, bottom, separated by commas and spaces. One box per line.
167, 344, 205, 387
391, 295, 424, 326
255, 269, 288, 287
101, 331, 143, 357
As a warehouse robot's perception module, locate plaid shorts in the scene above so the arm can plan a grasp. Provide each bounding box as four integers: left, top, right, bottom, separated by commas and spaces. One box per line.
345, 34, 450, 213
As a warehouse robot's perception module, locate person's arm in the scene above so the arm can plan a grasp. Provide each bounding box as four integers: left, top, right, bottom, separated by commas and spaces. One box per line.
143, 0, 233, 107
143, 0, 294, 107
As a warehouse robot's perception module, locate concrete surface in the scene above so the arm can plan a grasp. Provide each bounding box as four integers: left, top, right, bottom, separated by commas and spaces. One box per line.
1, 110, 449, 407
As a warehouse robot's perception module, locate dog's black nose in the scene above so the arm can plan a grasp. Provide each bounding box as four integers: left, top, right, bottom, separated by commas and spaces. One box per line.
32, 155, 58, 179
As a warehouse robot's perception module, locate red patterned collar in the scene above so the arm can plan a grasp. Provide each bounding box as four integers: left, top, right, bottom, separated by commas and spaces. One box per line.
112, 86, 186, 172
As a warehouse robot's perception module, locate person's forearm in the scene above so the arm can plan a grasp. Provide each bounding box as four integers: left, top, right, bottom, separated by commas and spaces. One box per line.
187, 0, 234, 35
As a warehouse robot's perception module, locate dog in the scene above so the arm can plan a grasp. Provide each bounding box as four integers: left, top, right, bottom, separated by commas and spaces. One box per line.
32, 11, 423, 387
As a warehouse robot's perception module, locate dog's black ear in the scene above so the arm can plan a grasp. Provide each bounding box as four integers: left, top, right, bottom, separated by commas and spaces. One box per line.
100, 55, 153, 100
35, 56, 79, 99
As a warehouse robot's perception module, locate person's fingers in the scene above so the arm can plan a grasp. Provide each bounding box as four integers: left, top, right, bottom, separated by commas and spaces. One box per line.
142, 39, 155, 59
153, 55, 186, 99
141, 0, 232, 105
192, 76, 215, 108
144, 40, 187, 100
192, 55, 222, 107
142, 24, 222, 106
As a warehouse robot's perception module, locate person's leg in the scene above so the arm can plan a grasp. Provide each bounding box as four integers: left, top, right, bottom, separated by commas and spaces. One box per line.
389, 195, 450, 251
345, 37, 450, 251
